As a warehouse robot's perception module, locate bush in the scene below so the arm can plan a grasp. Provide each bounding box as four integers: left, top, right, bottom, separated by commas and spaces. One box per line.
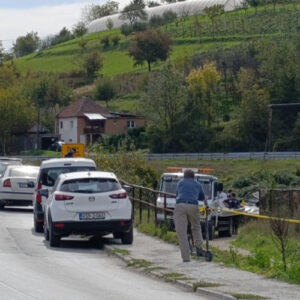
121, 24, 133, 37
111, 35, 121, 46
100, 35, 110, 48
273, 172, 294, 186
149, 15, 164, 27
162, 10, 177, 23
233, 176, 254, 189
133, 22, 148, 32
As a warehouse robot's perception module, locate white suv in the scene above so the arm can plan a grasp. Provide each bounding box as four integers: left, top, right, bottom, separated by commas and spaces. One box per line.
33, 158, 96, 233
43, 171, 133, 247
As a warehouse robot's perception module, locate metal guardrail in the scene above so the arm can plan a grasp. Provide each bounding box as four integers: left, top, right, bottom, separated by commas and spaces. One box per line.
144, 152, 300, 160
10, 152, 300, 162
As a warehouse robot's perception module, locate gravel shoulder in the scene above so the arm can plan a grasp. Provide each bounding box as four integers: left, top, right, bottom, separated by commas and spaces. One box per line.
105, 229, 300, 300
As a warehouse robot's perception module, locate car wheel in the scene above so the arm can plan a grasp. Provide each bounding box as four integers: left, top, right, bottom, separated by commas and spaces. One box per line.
49, 218, 60, 247
34, 217, 44, 233
121, 227, 133, 245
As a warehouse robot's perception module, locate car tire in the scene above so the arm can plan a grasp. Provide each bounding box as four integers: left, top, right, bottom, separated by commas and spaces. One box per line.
49, 217, 60, 247
34, 217, 44, 233
121, 227, 133, 245
224, 217, 233, 237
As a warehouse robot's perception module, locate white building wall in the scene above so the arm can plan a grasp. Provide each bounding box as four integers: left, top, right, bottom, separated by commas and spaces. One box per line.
87, 0, 243, 34
58, 117, 78, 143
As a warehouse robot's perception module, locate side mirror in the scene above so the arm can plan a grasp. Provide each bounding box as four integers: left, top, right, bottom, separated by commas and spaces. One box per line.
27, 181, 35, 188
153, 179, 158, 190
39, 189, 49, 198
123, 185, 132, 194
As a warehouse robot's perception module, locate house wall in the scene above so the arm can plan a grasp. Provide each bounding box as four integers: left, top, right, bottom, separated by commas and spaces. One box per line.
105, 118, 145, 135
58, 117, 78, 143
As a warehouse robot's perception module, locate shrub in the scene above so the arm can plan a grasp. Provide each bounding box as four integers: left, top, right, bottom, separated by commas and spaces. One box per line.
100, 35, 110, 48
273, 172, 294, 186
111, 35, 121, 46
149, 15, 164, 27
233, 176, 254, 189
133, 22, 148, 32
162, 10, 177, 23
121, 24, 133, 37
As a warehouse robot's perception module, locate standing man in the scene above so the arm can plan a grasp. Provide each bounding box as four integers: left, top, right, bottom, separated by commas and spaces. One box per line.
174, 169, 205, 262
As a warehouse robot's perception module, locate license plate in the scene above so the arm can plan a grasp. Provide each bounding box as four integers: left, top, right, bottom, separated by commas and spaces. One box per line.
79, 212, 105, 220
19, 183, 28, 188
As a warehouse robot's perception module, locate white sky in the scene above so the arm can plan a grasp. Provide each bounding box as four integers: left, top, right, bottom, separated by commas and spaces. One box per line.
0, 0, 129, 50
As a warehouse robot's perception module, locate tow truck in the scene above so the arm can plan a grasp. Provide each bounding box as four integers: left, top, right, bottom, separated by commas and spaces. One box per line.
156, 167, 240, 239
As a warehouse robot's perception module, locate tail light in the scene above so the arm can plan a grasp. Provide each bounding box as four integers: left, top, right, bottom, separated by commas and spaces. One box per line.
3, 179, 11, 188
55, 194, 74, 201
109, 192, 127, 199
36, 193, 42, 204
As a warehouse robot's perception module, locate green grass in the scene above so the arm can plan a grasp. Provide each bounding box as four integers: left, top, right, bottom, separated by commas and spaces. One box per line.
128, 259, 153, 268
192, 281, 222, 291
111, 248, 131, 256
20, 150, 60, 157
162, 272, 191, 281
12, 4, 299, 76
231, 293, 267, 299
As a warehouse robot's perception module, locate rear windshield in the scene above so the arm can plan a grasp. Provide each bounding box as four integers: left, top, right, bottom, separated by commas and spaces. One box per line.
9, 167, 39, 178
60, 178, 121, 193
40, 166, 96, 187
160, 175, 212, 199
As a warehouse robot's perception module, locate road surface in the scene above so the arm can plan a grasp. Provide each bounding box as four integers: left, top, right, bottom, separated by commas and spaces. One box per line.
0, 207, 209, 300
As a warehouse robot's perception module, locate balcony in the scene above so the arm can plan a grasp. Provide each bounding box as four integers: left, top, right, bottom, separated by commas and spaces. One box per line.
84, 126, 104, 134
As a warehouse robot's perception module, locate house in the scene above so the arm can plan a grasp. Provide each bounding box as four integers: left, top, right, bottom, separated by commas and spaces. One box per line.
56, 97, 145, 145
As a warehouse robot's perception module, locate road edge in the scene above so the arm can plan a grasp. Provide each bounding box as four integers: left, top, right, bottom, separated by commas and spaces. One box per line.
104, 244, 236, 300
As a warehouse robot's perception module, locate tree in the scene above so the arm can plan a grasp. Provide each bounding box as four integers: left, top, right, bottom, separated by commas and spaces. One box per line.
186, 62, 221, 128
72, 21, 87, 37
0, 41, 4, 65
146, 63, 187, 152
53, 27, 73, 45
81, 1, 119, 24
147, 1, 161, 7
13, 32, 40, 57
128, 29, 172, 72
95, 78, 116, 107
245, 0, 260, 14
106, 18, 114, 31
120, 0, 148, 26
203, 4, 225, 39
82, 51, 104, 79
0, 88, 34, 154
121, 24, 134, 38
0, 63, 19, 89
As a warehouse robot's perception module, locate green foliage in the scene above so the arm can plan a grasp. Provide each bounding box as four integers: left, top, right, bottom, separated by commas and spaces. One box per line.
111, 35, 121, 46
94, 77, 116, 106
106, 18, 114, 31
100, 35, 110, 48
72, 21, 87, 38
233, 176, 255, 189
273, 172, 295, 186
128, 29, 172, 71
88, 142, 158, 187
120, 24, 134, 37
83, 51, 103, 79
13, 31, 40, 57
120, 0, 148, 26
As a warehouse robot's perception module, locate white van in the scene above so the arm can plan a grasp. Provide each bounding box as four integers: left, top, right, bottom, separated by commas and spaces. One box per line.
33, 158, 96, 232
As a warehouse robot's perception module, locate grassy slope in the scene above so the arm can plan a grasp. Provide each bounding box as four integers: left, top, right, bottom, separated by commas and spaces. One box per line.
14, 5, 297, 76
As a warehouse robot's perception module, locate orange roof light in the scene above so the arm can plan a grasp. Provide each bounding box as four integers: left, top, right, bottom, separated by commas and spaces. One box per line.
166, 167, 182, 172
198, 168, 214, 174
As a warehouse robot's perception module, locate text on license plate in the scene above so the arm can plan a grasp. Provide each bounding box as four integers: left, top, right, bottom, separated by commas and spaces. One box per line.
79, 212, 105, 220
19, 183, 28, 188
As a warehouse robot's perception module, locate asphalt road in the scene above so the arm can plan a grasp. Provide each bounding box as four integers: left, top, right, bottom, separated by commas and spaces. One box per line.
0, 207, 209, 300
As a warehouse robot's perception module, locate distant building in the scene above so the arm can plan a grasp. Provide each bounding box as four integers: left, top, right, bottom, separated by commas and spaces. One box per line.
56, 97, 145, 145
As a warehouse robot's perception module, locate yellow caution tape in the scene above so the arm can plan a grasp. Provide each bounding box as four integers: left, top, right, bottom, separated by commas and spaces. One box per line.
198, 206, 300, 225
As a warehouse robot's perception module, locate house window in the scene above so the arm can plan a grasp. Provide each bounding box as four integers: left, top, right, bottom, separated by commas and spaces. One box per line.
70, 120, 74, 128
127, 120, 136, 128
60, 121, 63, 129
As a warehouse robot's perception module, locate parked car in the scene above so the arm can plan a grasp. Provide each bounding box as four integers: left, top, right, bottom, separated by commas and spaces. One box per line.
0, 165, 39, 209
0, 157, 22, 163
0, 160, 23, 178
43, 171, 133, 247
33, 158, 97, 233
49, 141, 64, 152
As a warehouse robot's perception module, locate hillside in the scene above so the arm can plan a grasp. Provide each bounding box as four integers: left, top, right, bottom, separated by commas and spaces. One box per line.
14, 4, 298, 78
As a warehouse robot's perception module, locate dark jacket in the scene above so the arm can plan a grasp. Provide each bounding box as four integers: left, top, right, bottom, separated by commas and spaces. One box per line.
176, 178, 205, 205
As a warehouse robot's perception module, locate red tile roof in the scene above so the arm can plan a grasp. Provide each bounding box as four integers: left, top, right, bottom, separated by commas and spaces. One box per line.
57, 97, 112, 118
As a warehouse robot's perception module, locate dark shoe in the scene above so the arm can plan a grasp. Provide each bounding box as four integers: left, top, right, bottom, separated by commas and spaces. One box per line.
196, 248, 205, 257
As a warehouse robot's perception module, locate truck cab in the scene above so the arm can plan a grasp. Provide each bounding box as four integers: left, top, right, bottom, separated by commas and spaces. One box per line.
156, 167, 238, 239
